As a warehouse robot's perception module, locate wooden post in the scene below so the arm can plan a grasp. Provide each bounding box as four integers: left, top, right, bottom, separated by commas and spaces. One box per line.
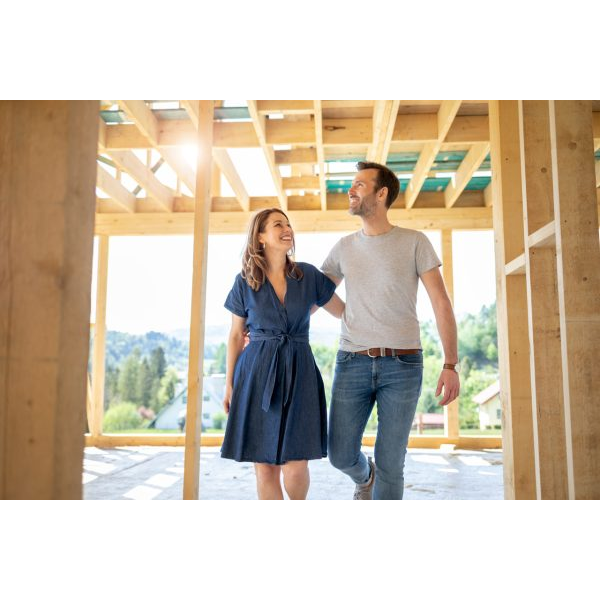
549, 101, 600, 499
0, 101, 98, 499
90, 235, 109, 439
518, 101, 568, 499
441, 230, 459, 440
183, 101, 214, 500
489, 101, 536, 500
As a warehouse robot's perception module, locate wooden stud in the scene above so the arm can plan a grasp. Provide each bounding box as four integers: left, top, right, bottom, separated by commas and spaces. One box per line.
441, 230, 460, 439
0, 101, 98, 499
183, 101, 214, 500
314, 100, 327, 211
549, 100, 600, 499
518, 100, 568, 499
90, 235, 109, 438
489, 100, 536, 500
368, 100, 400, 164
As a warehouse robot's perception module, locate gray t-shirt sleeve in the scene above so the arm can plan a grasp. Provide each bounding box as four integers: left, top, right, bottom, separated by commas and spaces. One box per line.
415, 232, 442, 276
321, 239, 344, 280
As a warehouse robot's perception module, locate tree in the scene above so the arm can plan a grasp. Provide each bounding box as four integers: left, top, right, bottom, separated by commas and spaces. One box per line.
137, 357, 154, 407
209, 343, 227, 375
117, 348, 142, 405
154, 367, 180, 414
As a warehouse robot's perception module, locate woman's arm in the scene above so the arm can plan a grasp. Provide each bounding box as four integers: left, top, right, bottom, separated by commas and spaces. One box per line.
223, 314, 247, 414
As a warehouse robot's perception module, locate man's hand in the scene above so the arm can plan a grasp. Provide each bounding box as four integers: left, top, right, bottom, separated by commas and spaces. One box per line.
436, 369, 460, 406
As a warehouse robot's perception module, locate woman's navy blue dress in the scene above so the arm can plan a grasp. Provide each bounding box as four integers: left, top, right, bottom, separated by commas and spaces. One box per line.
221, 262, 336, 465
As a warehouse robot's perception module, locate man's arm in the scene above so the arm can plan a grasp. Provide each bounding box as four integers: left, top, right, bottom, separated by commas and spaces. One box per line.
420, 267, 460, 406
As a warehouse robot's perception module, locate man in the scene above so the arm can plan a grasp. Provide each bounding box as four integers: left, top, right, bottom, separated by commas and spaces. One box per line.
321, 161, 460, 500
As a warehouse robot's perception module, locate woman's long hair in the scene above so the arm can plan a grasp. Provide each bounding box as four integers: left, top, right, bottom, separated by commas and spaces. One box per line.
241, 208, 303, 291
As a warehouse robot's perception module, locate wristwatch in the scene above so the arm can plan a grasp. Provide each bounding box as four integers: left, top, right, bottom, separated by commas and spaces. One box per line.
443, 363, 461, 373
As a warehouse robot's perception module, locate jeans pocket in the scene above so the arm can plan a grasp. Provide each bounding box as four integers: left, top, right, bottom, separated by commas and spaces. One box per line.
335, 350, 355, 364
394, 353, 423, 367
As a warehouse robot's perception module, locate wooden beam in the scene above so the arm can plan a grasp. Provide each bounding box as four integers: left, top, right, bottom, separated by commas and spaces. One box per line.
314, 100, 327, 211
489, 100, 536, 500
86, 432, 501, 450
367, 100, 400, 164
96, 165, 136, 212
444, 142, 490, 208
101, 114, 507, 151
405, 101, 462, 209
247, 101, 287, 211
211, 148, 250, 211
257, 100, 314, 115
549, 100, 600, 499
107, 150, 173, 212
274, 148, 317, 165
0, 101, 98, 499
281, 176, 320, 190
183, 101, 214, 500
90, 236, 109, 438
95, 206, 493, 235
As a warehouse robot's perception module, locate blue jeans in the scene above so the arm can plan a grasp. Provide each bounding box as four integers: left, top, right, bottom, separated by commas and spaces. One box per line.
328, 350, 423, 500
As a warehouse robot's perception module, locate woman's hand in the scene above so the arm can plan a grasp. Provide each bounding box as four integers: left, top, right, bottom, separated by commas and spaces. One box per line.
223, 384, 233, 414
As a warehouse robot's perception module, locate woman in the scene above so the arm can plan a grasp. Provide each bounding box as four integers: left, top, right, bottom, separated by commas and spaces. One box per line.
221, 208, 344, 500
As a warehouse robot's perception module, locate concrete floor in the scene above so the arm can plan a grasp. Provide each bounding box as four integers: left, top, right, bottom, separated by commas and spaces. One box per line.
83, 445, 504, 500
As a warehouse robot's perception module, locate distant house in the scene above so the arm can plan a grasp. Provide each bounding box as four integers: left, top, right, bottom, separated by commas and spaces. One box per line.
150, 374, 226, 431
472, 381, 501, 429
412, 412, 445, 434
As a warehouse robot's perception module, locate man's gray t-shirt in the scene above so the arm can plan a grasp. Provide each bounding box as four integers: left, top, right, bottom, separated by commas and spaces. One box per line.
321, 226, 441, 351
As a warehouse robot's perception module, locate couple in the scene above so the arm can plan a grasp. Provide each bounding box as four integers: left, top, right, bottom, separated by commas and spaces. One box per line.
220, 161, 460, 500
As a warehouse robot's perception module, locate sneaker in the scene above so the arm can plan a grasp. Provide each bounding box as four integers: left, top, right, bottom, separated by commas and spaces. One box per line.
353, 457, 375, 500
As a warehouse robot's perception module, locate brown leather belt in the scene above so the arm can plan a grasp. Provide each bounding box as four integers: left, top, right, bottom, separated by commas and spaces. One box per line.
356, 348, 421, 358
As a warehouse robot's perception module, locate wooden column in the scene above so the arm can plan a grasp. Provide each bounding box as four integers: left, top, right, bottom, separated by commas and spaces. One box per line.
518, 101, 568, 499
90, 235, 109, 439
489, 101, 536, 500
0, 101, 99, 499
183, 101, 214, 500
441, 230, 459, 440
549, 101, 600, 499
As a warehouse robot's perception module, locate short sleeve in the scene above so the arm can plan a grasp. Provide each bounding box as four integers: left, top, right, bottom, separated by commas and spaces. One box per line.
415, 233, 442, 276
224, 274, 247, 318
320, 239, 344, 280
313, 267, 337, 307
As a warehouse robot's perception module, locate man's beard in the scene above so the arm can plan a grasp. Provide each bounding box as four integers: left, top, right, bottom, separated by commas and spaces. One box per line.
349, 193, 377, 217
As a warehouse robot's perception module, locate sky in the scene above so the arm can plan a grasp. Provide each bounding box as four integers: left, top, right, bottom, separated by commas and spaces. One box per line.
92, 228, 496, 336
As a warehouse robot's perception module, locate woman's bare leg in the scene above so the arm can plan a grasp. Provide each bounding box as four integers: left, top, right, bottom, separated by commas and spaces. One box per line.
254, 463, 284, 500
281, 460, 310, 500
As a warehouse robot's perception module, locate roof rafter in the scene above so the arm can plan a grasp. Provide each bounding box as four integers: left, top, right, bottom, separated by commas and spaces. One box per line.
211, 148, 250, 211
367, 100, 400, 164
405, 100, 462, 209
444, 142, 490, 208
96, 165, 136, 213
247, 100, 287, 211
118, 100, 195, 193
108, 150, 173, 212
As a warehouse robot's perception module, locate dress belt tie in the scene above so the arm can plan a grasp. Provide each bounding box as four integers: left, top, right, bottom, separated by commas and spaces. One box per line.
250, 333, 309, 412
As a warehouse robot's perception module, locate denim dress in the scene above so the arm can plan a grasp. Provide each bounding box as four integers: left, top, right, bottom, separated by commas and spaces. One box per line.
221, 262, 336, 465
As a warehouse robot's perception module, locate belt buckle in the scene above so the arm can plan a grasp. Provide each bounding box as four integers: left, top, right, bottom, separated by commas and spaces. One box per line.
367, 347, 377, 358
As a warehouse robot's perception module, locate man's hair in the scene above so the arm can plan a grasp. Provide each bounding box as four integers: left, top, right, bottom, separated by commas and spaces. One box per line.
356, 161, 400, 208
